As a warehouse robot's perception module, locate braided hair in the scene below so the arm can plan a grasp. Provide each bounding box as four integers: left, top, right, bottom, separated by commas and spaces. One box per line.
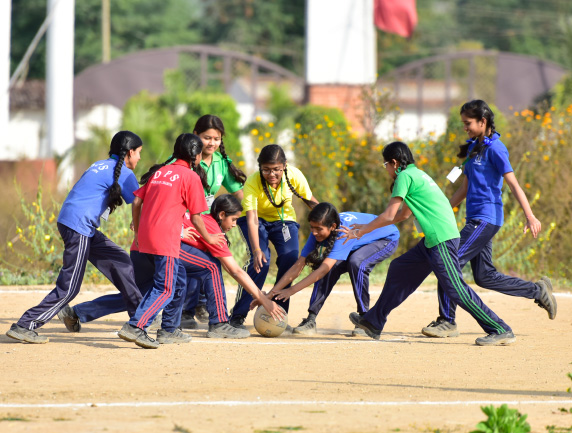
458, 100, 497, 158
304, 203, 340, 270
140, 133, 206, 187
258, 144, 316, 210
210, 194, 243, 247
107, 130, 143, 214
193, 115, 247, 186
382, 142, 416, 192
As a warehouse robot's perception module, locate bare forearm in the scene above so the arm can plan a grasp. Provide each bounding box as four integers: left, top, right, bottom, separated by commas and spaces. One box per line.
287, 265, 330, 296
190, 214, 210, 239
273, 259, 305, 292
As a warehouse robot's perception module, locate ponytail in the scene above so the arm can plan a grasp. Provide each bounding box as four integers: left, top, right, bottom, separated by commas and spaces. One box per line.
107, 130, 143, 214
219, 140, 247, 185
140, 155, 176, 185
284, 168, 317, 209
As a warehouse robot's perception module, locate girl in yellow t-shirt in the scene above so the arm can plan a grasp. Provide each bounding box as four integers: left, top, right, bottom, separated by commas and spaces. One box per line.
229, 144, 318, 329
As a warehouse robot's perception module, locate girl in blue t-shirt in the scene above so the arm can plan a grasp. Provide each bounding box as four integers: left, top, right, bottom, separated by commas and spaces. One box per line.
422, 100, 557, 339
265, 202, 399, 336
6, 131, 144, 344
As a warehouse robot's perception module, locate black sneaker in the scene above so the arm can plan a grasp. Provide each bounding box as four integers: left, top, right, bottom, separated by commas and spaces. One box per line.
207, 322, 250, 339
118, 323, 142, 342
348, 312, 381, 340
195, 304, 210, 323
156, 328, 192, 344
134, 330, 160, 349
475, 330, 516, 346
180, 312, 198, 330
6, 323, 49, 344
293, 316, 317, 335
535, 278, 557, 320
421, 317, 459, 338
229, 315, 247, 330
57, 304, 81, 333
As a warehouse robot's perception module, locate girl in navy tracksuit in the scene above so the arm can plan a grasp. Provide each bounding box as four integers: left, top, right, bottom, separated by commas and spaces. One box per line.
422, 100, 557, 339
268, 202, 399, 336
117, 133, 224, 349
6, 131, 144, 344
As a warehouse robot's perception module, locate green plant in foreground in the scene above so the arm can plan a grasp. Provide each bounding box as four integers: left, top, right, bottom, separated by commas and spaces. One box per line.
472, 404, 530, 433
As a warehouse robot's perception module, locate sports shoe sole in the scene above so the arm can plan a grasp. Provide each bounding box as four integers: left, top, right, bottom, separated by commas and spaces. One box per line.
421, 327, 460, 338
6, 329, 49, 344
475, 334, 517, 346
134, 337, 160, 349
58, 306, 81, 333
206, 330, 250, 339
118, 328, 139, 342
348, 313, 380, 340
351, 326, 366, 337
541, 276, 557, 320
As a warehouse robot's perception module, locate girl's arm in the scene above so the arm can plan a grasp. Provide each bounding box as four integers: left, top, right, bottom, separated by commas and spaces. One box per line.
449, 176, 469, 208
339, 197, 403, 243
132, 196, 143, 246
232, 189, 244, 201
274, 258, 337, 301
268, 256, 307, 296
246, 209, 267, 273
190, 214, 226, 246
503, 172, 541, 238
219, 255, 285, 321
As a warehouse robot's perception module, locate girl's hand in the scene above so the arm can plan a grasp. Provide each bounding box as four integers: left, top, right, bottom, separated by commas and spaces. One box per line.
249, 298, 261, 310
261, 299, 286, 321
182, 227, 200, 242
129, 220, 134, 231
524, 215, 541, 238
252, 248, 267, 273
134, 232, 139, 247
337, 225, 360, 245
274, 287, 294, 301
205, 233, 227, 247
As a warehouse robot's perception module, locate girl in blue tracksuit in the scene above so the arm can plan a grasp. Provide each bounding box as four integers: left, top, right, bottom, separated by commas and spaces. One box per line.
6, 131, 144, 344
422, 100, 556, 339
268, 202, 399, 336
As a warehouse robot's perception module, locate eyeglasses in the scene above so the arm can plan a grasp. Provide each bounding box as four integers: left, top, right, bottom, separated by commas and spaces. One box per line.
261, 168, 284, 175
383, 161, 389, 168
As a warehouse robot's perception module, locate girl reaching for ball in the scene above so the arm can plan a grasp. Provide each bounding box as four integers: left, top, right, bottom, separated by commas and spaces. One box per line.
261, 202, 399, 336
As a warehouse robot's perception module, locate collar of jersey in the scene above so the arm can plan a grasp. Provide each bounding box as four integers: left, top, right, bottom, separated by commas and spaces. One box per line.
172, 159, 191, 168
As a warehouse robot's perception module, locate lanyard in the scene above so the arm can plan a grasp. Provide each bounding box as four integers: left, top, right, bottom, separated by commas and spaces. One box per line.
318, 245, 324, 259
267, 180, 285, 224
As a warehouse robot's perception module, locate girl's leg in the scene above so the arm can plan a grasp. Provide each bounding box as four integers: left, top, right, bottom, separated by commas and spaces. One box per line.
179, 245, 229, 325
73, 251, 153, 323
87, 230, 142, 317
361, 240, 433, 331
128, 255, 180, 329
347, 239, 399, 314
432, 239, 512, 337
268, 221, 301, 313
230, 217, 271, 320
437, 220, 543, 323
17, 223, 90, 331
307, 260, 347, 316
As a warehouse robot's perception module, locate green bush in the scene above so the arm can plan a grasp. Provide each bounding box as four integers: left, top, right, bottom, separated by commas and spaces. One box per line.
472, 404, 530, 433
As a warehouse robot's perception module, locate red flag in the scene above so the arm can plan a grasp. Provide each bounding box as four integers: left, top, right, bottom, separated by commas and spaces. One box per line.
374, 0, 418, 38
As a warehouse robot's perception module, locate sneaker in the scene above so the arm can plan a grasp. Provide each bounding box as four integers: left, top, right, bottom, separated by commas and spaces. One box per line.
229, 315, 247, 330
156, 328, 192, 344
118, 323, 142, 342
475, 330, 516, 346
57, 304, 81, 333
180, 312, 198, 330
6, 323, 49, 344
282, 324, 294, 336
195, 304, 209, 323
134, 331, 160, 349
351, 325, 366, 337
207, 322, 250, 339
421, 317, 460, 338
535, 278, 557, 320
293, 316, 317, 335
348, 312, 381, 340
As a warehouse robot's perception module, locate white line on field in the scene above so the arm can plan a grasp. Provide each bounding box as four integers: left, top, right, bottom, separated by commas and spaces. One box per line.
1, 399, 571, 410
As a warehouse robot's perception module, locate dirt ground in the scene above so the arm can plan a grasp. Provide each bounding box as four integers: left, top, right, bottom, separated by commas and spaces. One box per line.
0, 280, 571, 433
